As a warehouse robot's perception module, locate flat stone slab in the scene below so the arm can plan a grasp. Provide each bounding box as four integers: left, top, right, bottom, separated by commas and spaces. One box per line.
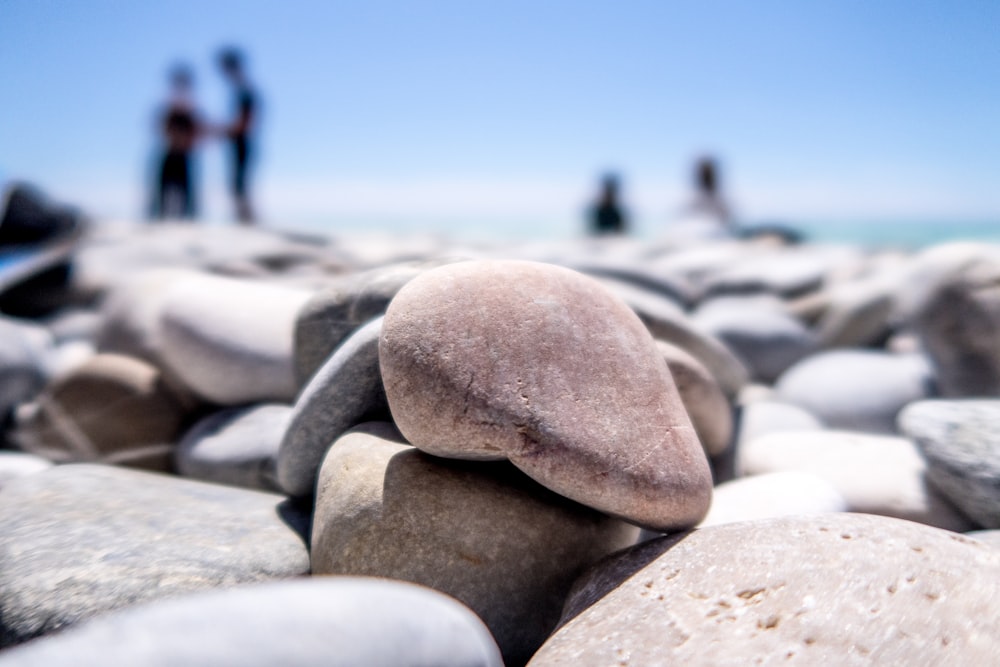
0, 464, 310, 647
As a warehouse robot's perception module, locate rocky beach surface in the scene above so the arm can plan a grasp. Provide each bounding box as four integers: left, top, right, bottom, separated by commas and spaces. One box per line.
0, 202, 998, 664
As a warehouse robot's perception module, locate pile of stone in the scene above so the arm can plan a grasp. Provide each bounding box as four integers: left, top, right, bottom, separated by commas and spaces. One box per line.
0, 219, 998, 665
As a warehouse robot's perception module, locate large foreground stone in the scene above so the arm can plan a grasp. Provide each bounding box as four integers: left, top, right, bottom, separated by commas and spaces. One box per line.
0, 464, 310, 646
738, 430, 974, 531
380, 260, 712, 532
311, 423, 638, 666
0, 578, 502, 667
899, 399, 1000, 528
529, 514, 1000, 666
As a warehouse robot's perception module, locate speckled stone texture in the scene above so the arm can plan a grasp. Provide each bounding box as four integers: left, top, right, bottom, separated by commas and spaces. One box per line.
379, 260, 712, 532
529, 514, 1000, 666
0, 464, 310, 647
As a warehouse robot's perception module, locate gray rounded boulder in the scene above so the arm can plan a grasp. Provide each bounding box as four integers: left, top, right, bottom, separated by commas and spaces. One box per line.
775, 349, 934, 434
379, 260, 712, 532
899, 399, 1000, 529
0, 578, 502, 667
311, 422, 639, 666
159, 273, 313, 405
293, 259, 454, 386
278, 317, 388, 496
914, 256, 1000, 396
0, 464, 310, 646
529, 514, 1000, 666
176, 403, 293, 491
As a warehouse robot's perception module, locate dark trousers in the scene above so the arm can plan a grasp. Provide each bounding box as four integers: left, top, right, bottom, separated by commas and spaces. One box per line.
230, 138, 253, 223
154, 150, 195, 219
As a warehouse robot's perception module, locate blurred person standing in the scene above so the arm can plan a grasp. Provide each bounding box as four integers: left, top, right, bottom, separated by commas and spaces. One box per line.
672, 156, 737, 238
151, 65, 201, 220
217, 47, 258, 224
588, 173, 628, 235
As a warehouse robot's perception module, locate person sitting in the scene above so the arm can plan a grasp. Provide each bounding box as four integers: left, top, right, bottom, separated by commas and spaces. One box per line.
589, 173, 628, 236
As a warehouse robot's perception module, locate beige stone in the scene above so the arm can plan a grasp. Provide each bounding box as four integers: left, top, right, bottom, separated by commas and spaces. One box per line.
311, 423, 639, 667
656, 340, 732, 457
11, 353, 188, 471
530, 514, 1000, 666
380, 260, 712, 532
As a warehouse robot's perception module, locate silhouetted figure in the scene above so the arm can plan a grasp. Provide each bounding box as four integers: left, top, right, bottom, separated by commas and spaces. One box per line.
218, 48, 258, 224
682, 156, 735, 233
589, 174, 628, 235
151, 65, 200, 220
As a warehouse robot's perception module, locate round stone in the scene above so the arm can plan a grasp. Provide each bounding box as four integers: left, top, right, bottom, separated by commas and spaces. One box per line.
0, 464, 310, 647
529, 514, 1000, 666
607, 280, 748, 397
693, 295, 817, 384
913, 253, 1000, 396
0, 578, 502, 667
293, 260, 453, 386
737, 430, 974, 531
379, 259, 712, 532
699, 471, 847, 527
159, 273, 313, 405
899, 399, 1000, 529
311, 422, 639, 666
774, 350, 934, 434
176, 404, 292, 492
278, 317, 388, 496
10, 353, 188, 471
656, 340, 733, 457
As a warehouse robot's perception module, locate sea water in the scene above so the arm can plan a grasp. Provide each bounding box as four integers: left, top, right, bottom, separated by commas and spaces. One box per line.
791, 219, 1000, 249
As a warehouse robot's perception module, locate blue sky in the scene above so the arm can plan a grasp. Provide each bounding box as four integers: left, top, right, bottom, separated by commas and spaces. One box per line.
2, 1, 998, 238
